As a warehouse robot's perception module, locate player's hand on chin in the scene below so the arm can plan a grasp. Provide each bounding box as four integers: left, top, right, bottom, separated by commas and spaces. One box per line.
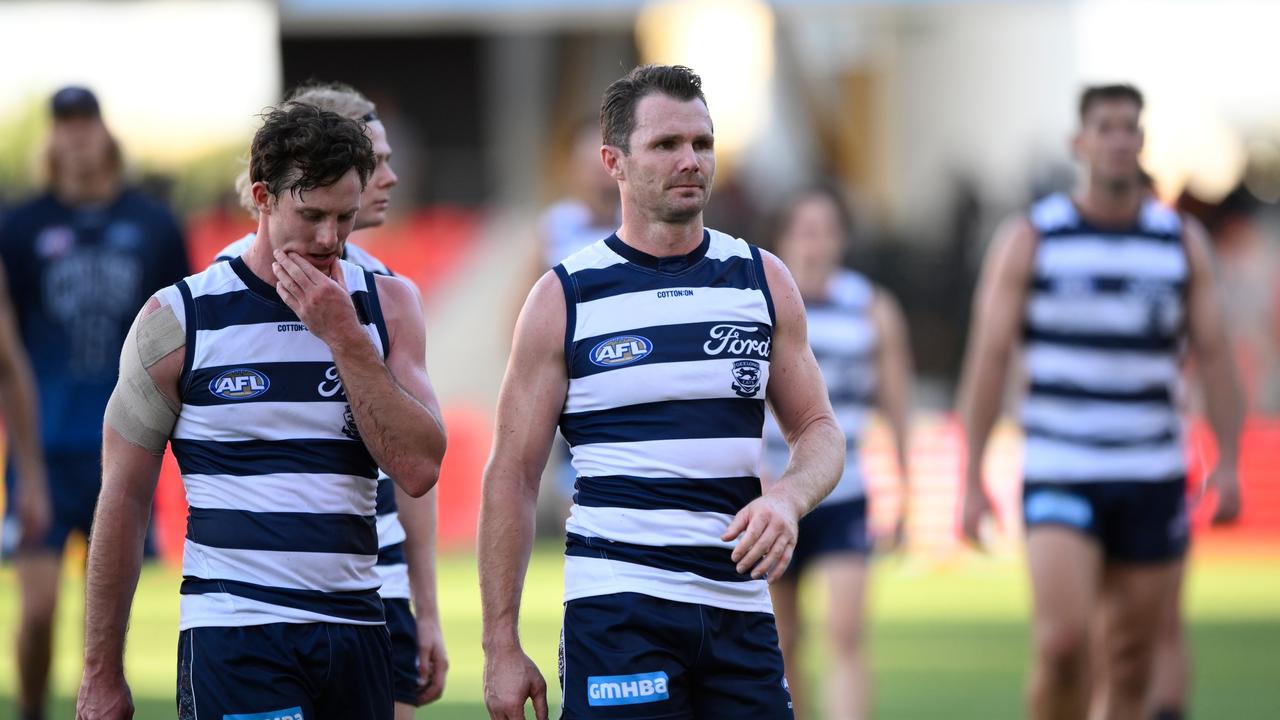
75, 670, 134, 720
723, 491, 800, 582
271, 249, 362, 346
484, 644, 548, 720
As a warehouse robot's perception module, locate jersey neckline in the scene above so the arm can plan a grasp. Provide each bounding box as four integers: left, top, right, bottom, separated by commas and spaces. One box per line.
605, 229, 710, 274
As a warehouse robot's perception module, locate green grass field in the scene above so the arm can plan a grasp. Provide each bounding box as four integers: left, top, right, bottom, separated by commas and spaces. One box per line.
2, 541, 1278, 719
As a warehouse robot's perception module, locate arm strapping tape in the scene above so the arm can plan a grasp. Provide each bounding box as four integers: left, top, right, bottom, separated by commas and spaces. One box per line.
104, 303, 184, 455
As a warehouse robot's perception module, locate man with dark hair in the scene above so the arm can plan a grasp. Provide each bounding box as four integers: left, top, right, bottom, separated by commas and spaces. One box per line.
958, 83, 1243, 720
75, 105, 447, 720
216, 82, 450, 719
0, 86, 189, 720
479, 64, 844, 720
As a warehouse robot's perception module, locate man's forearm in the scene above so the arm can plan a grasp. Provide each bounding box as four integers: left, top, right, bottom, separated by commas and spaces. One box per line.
958, 344, 1008, 488
0, 357, 44, 484
773, 414, 845, 517
1198, 346, 1244, 467
82, 478, 152, 675
397, 484, 440, 619
332, 334, 445, 496
478, 469, 539, 650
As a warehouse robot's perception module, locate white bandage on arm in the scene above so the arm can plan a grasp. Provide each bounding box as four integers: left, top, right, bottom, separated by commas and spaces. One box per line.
104, 303, 185, 455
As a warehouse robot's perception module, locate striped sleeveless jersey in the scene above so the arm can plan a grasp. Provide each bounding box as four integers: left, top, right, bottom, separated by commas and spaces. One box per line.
160, 255, 390, 629
554, 229, 776, 614
1022, 193, 1188, 484
211, 234, 409, 600
763, 269, 877, 504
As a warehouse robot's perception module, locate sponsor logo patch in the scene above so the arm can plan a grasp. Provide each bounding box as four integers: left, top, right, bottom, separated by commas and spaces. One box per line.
317, 365, 345, 399
222, 706, 304, 720
589, 335, 653, 367
731, 359, 762, 398
1024, 490, 1093, 529
703, 323, 770, 358
209, 368, 270, 400
587, 671, 670, 707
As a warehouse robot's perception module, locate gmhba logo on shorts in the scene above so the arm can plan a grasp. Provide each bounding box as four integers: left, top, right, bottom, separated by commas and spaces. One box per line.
587, 671, 669, 707
209, 368, 270, 400
589, 335, 653, 367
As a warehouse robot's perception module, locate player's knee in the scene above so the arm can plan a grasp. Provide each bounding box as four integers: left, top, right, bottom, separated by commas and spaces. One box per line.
19, 604, 55, 638
1108, 635, 1156, 699
827, 616, 864, 657
1035, 623, 1089, 679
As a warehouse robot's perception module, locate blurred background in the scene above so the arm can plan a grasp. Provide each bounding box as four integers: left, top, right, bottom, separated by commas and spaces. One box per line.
1, 0, 1278, 718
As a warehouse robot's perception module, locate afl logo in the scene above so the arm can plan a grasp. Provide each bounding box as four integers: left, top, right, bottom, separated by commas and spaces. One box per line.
209, 368, 270, 400
590, 335, 653, 367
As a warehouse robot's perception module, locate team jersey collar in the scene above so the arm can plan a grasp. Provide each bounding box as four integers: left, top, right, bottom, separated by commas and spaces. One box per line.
229, 255, 289, 305
606, 229, 710, 273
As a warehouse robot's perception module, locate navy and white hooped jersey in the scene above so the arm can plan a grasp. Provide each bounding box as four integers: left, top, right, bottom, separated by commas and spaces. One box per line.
160, 255, 391, 629
1021, 193, 1188, 484
214, 232, 393, 276
210, 233, 410, 600
554, 229, 777, 614
763, 270, 877, 504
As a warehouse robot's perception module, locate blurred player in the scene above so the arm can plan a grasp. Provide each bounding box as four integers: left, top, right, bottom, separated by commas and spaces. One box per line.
763, 185, 912, 720
478, 64, 845, 720
75, 105, 446, 720
0, 86, 189, 720
958, 84, 1243, 720
215, 81, 449, 716
532, 118, 620, 273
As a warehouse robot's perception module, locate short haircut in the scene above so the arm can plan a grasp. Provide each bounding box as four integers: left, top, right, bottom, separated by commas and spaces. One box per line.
600, 64, 707, 153
1079, 84, 1144, 123
248, 104, 375, 206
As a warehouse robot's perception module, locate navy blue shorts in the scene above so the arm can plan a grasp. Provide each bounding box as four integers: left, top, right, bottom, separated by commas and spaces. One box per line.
384, 597, 421, 705
785, 497, 871, 578
176, 622, 392, 720
3, 451, 99, 555
1022, 479, 1190, 563
560, 593, 793, 719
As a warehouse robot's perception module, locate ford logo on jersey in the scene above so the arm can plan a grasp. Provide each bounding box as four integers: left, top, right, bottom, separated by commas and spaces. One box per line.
589, 335, 653, 367
209, 368, 270, 400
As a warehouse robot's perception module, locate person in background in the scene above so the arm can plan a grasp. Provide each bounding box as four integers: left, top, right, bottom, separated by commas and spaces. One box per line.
0, 86, 189, 720
764, 184, 913, 720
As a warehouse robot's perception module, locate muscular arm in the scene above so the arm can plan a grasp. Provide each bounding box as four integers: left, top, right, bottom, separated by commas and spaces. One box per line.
872, 289, 913, 538
957, 217, 1037, 511
0, 258, 48, 543
273, 253, 446, 498
1182, 218, 1245, 522
80, 297, 182, 709
760, 251, 846, 515
731, 251, 844, 579
396, 482, 449, 702
478, 271, 565, 720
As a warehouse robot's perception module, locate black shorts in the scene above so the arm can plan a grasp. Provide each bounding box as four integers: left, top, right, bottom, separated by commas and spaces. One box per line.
1022, 479, 1190, 563
3, 451, 99, 555
785, 497, 872, 578
560, 592, 793, 719
383, 597, 421, 705
176, 622, 392, 720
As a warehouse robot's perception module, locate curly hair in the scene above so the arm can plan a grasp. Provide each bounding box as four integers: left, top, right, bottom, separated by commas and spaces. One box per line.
248, 104, 375, 206
601, 64, 706, 153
